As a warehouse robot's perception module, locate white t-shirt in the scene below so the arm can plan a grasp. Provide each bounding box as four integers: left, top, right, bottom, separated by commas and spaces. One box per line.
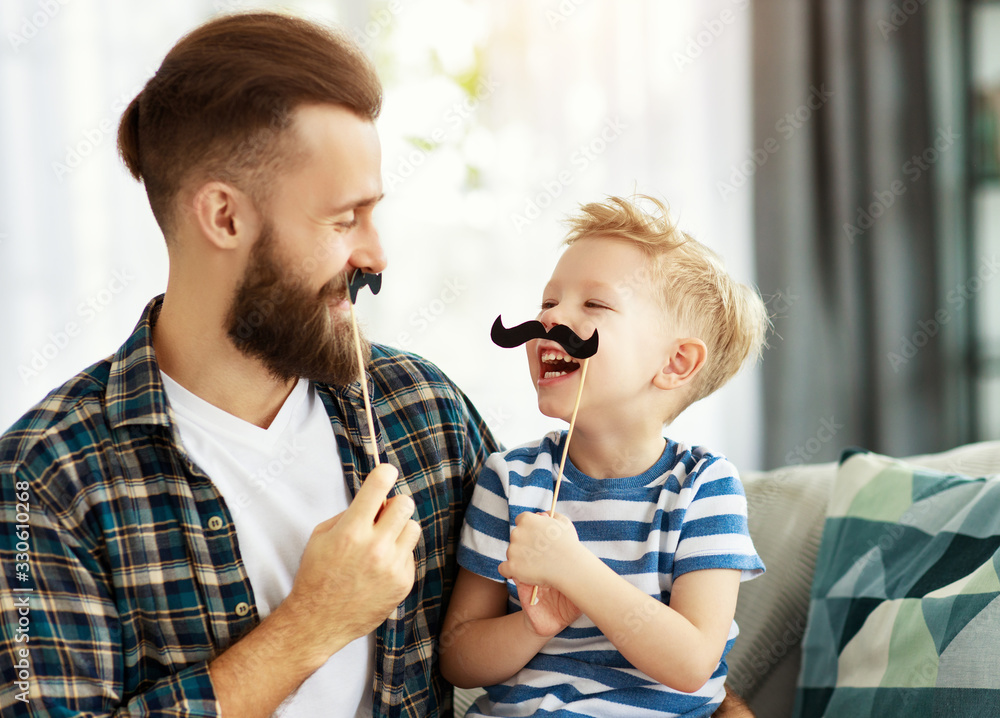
161, 373, 374, 717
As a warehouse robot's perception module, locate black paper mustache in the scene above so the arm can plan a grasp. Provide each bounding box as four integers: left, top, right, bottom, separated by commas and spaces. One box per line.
349, 270, 382, 303
491, 316, 599, 359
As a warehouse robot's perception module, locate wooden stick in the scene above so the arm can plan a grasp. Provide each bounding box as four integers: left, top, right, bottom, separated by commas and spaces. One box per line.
529, 356, 590, 606
349, 298, 380, 467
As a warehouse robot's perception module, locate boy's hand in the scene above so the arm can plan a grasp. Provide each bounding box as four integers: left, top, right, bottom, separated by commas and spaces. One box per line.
498, 511, 583, 589
512, 579, 582, 637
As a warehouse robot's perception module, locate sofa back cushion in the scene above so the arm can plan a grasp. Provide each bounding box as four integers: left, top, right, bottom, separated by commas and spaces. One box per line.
726, 461, 836, 702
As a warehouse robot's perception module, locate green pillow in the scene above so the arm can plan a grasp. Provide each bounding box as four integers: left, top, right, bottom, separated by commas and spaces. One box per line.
794, 450, 1000, 717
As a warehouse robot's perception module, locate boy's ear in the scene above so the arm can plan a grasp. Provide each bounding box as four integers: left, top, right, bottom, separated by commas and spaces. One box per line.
654, 337, 707, 390
190, 181, 259, 251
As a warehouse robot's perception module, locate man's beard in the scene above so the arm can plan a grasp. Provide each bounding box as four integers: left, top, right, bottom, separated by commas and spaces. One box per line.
225, 222, 370, 386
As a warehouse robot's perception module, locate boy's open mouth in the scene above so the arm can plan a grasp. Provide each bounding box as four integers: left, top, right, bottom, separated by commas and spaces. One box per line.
539, 348, 581, 379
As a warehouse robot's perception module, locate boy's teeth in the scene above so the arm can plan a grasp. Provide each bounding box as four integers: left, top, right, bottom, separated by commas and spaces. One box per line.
541, 350, 572, 362
543, 371, 569, 379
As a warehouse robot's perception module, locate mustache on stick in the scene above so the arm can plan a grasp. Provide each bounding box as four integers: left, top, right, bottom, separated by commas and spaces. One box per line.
349, 270, 383, 303
490, 316, 599, 359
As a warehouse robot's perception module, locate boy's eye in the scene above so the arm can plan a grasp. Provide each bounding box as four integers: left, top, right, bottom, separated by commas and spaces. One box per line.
540, 300, 557, 310
585, 301, 609, 310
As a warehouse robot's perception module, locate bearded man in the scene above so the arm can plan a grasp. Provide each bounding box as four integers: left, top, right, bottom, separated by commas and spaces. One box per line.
0, 12, 498, 718
0, 11, 757, 718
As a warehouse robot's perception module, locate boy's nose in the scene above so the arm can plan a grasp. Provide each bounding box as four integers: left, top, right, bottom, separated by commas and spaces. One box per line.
538, 306, 564, 331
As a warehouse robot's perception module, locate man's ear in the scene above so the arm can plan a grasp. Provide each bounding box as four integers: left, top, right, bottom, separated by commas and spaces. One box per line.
190, 181, 257, 251
653, 337, 707, 390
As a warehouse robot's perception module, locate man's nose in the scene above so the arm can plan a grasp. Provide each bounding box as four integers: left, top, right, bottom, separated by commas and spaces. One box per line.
350, 216, 387, 275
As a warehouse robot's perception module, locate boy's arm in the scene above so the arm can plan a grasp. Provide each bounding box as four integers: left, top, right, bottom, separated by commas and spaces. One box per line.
500, 511, 741, 693
566, 560, 740, 693
439, 568, 554, 689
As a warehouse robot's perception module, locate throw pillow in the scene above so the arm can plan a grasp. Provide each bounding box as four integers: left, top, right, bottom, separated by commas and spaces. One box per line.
794, 450, 1000, 717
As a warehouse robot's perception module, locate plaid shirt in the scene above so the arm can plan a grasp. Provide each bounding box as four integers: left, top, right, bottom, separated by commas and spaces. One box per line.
1, 296, 499, 717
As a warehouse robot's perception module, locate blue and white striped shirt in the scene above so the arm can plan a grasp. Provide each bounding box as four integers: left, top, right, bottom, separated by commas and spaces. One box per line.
458, 431, 764, 717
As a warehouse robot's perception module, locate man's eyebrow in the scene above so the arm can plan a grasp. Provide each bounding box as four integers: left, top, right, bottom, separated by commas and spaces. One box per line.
327, 193, 384, 216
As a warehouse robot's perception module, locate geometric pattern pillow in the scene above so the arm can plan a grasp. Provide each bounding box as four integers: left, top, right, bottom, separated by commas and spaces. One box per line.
794, 450, 1000, 717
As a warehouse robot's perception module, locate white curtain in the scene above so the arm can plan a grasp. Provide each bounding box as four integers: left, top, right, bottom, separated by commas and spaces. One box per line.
1, 0, 763, 469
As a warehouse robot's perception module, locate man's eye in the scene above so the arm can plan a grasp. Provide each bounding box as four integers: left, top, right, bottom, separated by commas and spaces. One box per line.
336, 219, 358, 230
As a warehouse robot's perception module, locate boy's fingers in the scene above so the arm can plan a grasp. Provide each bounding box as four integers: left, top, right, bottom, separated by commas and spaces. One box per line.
349, 464, 399, 523
516, 511, 541, 526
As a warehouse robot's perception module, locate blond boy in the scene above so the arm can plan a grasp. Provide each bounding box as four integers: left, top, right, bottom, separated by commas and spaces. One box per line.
441, 196, 768, 717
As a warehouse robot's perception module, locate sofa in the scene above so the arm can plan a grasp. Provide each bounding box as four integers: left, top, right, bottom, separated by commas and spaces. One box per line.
454, 439, 1000, 717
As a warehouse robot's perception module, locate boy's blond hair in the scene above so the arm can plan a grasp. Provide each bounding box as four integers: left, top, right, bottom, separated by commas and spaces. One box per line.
563, 195, 769, 417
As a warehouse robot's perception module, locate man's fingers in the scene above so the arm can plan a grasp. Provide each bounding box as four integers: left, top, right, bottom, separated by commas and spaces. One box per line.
395, 518, 421, 551
376, 492, 416, 538
312, 511, 345, 534
349, 463, 399, 523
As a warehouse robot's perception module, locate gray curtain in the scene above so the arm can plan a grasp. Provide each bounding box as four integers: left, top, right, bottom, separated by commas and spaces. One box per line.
752, 0, 950, 468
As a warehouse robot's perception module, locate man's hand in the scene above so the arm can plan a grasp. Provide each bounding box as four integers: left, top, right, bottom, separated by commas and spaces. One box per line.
714, 686, 755, 717
209, 464, 420, 718
284, 464, 421, 663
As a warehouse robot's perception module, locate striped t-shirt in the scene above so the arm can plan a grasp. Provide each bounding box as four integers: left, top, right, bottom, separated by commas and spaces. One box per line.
457, 431, 764, 718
